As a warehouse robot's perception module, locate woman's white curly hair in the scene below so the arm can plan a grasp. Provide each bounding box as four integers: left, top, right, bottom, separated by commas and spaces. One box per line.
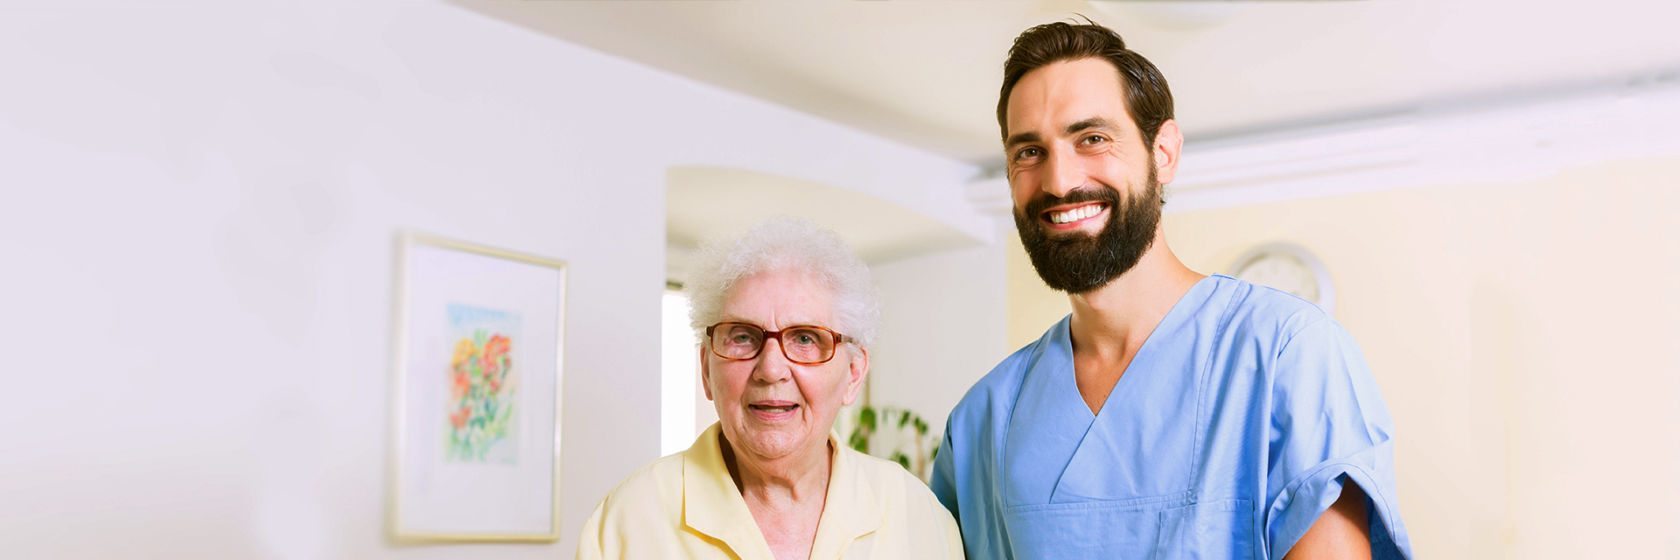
686, 217, 880, 350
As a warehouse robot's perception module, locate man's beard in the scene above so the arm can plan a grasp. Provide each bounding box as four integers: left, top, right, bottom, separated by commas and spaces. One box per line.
1013, 168, 1162, 294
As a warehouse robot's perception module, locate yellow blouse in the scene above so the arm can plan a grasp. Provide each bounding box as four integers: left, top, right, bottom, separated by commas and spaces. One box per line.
576, 423, 964, 560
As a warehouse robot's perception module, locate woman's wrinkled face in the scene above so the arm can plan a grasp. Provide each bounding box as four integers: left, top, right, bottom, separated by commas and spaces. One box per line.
702, 268, 868, 466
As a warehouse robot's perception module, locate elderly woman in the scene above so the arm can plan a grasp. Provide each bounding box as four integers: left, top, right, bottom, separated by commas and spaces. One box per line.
577, 218, 963, 560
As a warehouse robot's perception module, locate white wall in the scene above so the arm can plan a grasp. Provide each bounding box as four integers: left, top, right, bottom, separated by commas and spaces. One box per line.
0, 2, 980, 558
867, 222, 1012, 445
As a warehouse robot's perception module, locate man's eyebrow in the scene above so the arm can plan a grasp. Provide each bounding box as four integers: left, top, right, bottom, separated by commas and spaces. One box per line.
1066, 117, 1118, 135
1004, 131, 1041, 147
1006, 118, 1121, 147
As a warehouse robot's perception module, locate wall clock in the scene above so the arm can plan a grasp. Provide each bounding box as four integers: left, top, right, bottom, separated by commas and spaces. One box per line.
1229, 242, 1335, 314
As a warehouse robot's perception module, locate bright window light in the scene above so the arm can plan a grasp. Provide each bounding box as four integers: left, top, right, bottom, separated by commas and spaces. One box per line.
660, 291, 699, 456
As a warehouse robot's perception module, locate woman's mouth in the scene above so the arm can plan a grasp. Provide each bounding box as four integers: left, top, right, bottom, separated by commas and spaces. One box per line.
748, 401, 800, 421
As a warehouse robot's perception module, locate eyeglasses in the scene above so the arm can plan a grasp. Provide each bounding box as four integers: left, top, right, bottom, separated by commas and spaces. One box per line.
704, 322, 854, 365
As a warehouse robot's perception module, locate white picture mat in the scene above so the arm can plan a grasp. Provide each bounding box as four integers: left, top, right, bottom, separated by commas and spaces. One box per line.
395, 238, 564, 538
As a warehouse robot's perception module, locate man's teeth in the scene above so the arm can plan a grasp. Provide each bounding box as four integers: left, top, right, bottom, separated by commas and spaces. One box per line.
1049, 205, 1103, 224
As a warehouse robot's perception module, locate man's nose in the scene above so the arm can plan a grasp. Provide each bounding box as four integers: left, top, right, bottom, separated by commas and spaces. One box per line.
1041, 148, 1085, 198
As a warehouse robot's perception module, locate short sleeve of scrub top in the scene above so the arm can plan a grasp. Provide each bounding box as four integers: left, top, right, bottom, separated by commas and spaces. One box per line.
1264, 317, 1410, 560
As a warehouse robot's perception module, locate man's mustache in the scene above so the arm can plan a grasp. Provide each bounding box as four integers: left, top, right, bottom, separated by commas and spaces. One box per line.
1022, 187, 1122, 220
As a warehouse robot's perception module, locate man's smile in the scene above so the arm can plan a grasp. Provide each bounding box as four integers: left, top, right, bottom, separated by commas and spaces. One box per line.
1042, 202, 1110, 231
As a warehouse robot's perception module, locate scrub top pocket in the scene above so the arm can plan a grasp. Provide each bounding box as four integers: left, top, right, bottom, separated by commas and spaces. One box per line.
1001, 498, 1171, 558
1154, 498, 1257, 560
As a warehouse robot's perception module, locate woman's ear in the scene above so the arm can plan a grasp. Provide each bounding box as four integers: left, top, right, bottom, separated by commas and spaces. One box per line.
841, 346, 869, 406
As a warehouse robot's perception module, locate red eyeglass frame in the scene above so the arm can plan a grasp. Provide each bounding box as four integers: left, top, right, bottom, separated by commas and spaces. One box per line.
704, 322, 855, 365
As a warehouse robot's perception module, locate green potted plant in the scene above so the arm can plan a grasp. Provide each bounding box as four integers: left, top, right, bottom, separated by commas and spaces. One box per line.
846, 405, 939, 481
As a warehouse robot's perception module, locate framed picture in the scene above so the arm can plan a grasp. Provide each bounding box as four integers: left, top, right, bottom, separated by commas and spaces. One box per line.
389, 233, 566, 541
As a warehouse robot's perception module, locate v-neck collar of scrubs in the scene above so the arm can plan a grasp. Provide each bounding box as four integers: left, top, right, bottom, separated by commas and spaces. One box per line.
1068, 275, 1216, 422
1002, 276, 1219, 506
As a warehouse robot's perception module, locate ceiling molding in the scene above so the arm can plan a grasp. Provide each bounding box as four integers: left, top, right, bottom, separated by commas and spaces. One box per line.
964, 74, 1680, 217
1164, 75, 1680, 213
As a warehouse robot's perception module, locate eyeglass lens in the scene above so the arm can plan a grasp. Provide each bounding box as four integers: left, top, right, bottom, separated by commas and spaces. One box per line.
711, 323, 837, 364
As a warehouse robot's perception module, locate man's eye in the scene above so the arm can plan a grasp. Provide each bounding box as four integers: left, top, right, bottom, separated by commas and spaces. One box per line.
1014, 147, 1043, 161
1080, 135, 1108, 146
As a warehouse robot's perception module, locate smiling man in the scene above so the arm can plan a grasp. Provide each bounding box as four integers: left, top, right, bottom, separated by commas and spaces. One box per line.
928, 21, 1413, 559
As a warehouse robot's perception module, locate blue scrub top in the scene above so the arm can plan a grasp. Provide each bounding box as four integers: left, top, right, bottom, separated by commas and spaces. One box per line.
931, 275, 1411, 559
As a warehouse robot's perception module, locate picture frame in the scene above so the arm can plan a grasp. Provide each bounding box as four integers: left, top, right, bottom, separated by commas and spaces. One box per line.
388, 232, 566, 542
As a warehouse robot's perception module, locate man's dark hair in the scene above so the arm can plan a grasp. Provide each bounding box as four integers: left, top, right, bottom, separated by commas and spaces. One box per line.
997, 20, 1175, 146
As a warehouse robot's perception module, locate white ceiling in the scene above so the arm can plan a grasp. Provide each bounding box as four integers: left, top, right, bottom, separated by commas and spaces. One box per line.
458, 0, 1680, 165
454, 0, 1680, 273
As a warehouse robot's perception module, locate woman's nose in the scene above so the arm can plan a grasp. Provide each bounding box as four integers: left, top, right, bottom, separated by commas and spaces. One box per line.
749, 337, 793, 383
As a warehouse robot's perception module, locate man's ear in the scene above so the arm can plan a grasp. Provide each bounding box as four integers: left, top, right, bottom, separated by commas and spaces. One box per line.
698, 344, 714, 401
1152, 119, 1184, 185
841, 346, 870, 406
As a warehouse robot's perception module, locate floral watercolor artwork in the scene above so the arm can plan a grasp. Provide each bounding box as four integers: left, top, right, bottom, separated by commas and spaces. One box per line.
444, 304, 521, 464
395, 235, 565, 540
